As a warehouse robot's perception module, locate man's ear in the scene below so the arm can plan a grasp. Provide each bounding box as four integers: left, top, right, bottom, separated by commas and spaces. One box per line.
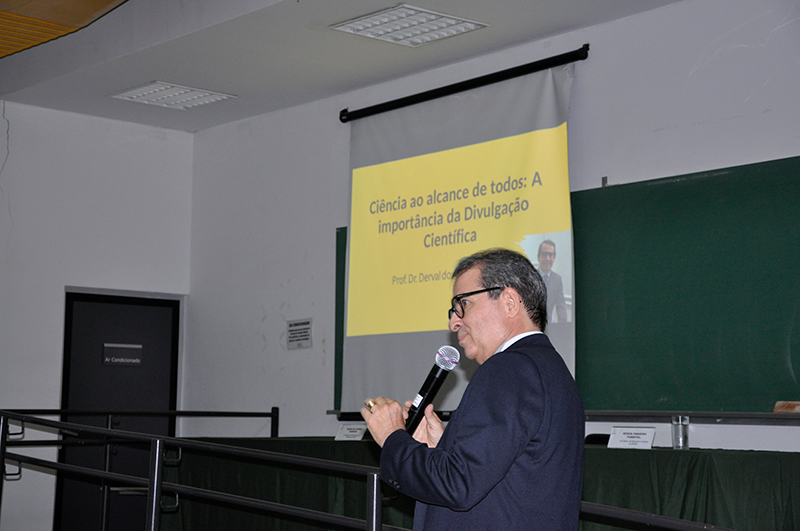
502, 287, 523, 318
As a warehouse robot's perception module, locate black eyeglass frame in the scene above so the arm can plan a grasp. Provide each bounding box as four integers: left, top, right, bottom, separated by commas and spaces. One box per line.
448, 287, 504, 320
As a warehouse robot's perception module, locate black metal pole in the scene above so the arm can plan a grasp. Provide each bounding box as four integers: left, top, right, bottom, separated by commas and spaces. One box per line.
339, 43, 589, 123
0, 414, 8, 523
580, 501, 737, 531
270, 407, 279, 438
145, 439, 165, 531
366, 472, 381, 531
100, 414, 113, 531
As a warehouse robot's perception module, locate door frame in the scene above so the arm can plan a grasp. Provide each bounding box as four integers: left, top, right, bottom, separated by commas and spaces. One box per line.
54, 287, 184, 531
60, 287, 185, 420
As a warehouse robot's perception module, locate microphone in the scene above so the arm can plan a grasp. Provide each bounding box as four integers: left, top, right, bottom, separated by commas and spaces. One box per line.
405, 345, 460, 434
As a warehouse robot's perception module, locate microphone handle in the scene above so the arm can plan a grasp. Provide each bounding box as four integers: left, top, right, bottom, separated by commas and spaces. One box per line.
405, 365, 448, 433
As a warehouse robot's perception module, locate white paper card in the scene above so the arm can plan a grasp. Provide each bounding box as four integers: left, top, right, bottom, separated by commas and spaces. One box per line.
608, 427, 656, 449
335, 424, 367, 441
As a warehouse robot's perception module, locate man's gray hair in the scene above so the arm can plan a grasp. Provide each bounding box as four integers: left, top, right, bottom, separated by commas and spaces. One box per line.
452, 248, 548, 332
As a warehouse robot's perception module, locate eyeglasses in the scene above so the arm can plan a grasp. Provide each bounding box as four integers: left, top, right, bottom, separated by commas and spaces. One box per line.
448, 287, 504, 319
538, 252, 555, 259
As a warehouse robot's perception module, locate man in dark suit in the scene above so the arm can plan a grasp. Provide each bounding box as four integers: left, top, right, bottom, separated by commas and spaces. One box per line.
362, 248, 584, 531
538, 239, 568, 323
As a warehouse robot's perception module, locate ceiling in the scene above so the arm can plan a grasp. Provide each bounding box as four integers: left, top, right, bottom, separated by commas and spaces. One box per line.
0, 0, 128, 58
0, 0, 685, 133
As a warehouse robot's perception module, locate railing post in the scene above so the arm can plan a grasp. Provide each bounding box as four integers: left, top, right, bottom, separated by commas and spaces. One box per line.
145, 439, 165, 531
270, 407, 279, 438
0, 414, 8, 523
101, 414, 113, 531
366, 472, 381, 531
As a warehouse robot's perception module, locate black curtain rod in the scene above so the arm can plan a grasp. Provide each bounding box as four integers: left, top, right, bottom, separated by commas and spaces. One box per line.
339, 43, 589, 123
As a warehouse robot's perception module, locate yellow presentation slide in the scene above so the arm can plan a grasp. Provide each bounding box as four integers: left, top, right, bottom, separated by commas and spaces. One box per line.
347, 123, 571, 337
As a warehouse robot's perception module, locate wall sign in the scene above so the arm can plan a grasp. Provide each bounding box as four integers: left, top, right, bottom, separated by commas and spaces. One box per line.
103, 343, 143, 366
287, 319, 312, 349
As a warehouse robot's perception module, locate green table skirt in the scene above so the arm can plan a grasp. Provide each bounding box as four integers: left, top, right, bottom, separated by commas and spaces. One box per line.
160, 438, 800, 531
582, 445, 800, 531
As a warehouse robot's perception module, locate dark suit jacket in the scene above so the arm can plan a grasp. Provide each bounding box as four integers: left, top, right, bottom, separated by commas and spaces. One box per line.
542, 270, 568, 323
381, 334, 584, 531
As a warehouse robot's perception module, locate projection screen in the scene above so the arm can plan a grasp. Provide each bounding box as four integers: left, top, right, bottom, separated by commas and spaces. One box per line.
341, 64, 576, 414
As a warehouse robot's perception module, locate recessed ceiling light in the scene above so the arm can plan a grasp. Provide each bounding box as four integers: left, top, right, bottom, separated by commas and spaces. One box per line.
111, 81, 237, 110
330, 4, 488, 48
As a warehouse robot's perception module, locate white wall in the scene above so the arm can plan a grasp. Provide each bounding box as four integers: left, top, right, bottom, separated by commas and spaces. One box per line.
183, 100, 351, 437
0, 102, 193, 530
566, 0, 800, 190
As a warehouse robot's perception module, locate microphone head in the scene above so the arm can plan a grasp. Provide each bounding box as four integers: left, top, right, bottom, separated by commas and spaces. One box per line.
435, 345, 460, 371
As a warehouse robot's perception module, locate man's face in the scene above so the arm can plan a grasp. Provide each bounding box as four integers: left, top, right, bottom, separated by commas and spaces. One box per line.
448, 267, 507, 365
538, 244, 556, 275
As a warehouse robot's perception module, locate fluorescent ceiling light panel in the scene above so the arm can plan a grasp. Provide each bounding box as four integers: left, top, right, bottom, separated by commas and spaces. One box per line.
330, 4, 488, 47
111, 81, 237, 110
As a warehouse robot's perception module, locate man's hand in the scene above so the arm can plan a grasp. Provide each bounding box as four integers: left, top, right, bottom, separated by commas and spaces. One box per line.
361, 397, 405, 447
405, 402, 444, 448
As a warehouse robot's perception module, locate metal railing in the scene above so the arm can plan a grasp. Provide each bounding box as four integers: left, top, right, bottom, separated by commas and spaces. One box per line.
0, 409, 736, 531
6, 407, 280, 439
1, 409, 389, 531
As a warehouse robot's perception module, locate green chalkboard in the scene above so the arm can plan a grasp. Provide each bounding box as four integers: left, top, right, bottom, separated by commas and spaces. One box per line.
572, 156, 800, 412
